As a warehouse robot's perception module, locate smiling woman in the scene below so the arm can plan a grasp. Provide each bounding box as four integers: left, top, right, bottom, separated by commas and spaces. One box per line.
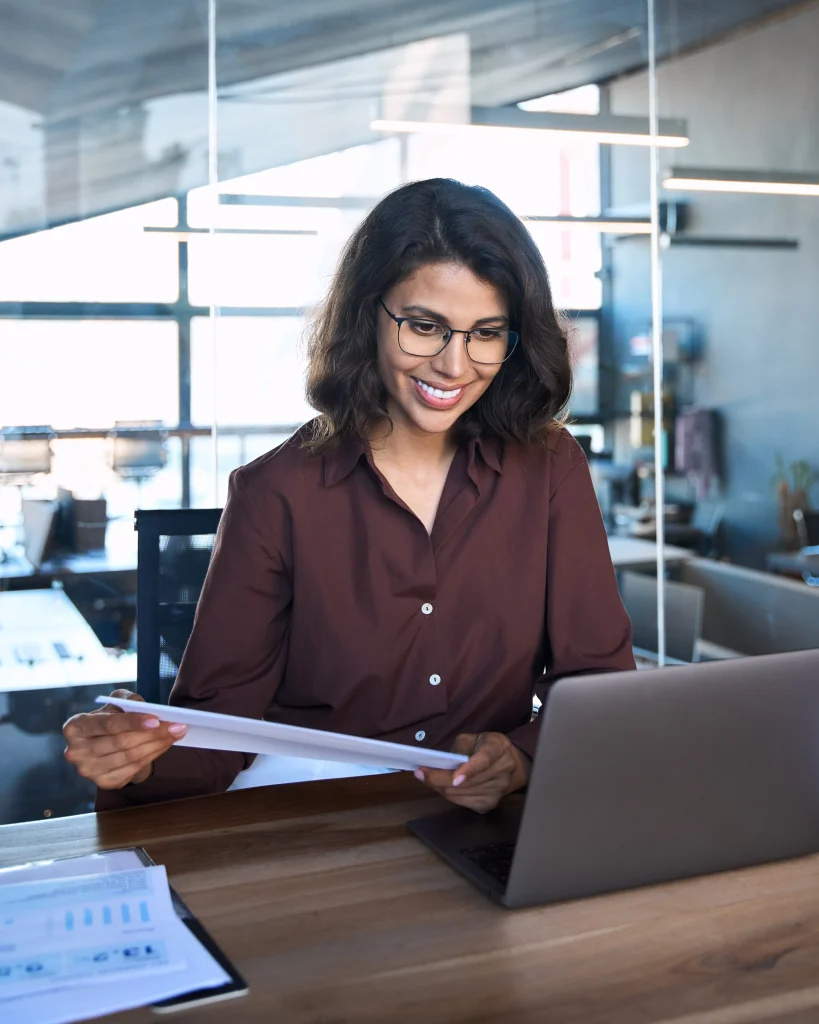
305, 178, 572, 450
64, 178, 634, 817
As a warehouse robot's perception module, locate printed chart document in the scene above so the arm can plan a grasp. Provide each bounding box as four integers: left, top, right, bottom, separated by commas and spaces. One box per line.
0, 863, 229, 1024
99, 696, 469, 771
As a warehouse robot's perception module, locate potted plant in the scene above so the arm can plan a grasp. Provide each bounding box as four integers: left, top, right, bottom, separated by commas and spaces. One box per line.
773, 455, 819, 549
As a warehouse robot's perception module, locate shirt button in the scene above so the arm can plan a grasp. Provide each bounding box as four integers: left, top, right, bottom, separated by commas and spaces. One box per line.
429, 674, 441, 686
421, 603, 433, 615
415, 730, 426, 742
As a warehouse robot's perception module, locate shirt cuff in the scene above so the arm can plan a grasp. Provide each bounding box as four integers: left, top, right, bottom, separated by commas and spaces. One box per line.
506, 715, 541, 763
94, 747, 246, 812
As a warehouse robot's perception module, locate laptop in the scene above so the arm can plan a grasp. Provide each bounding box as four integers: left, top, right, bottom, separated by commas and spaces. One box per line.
408, 648, 819, 908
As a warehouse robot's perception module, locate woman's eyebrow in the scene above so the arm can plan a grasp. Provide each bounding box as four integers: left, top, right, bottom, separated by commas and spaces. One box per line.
401, 304, 509, 326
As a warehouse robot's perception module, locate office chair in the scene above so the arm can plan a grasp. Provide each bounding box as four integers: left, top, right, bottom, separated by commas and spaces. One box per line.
0, 427, 54, 563
134, 506, 387, 791
618, 570, 706, 664
641, 501, 724, 558
108, 421, 168, 509
135, 508, 222, 705
794, 509, 819, 549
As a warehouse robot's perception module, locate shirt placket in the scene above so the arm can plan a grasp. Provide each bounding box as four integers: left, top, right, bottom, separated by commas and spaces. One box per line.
364, 451, 481, 747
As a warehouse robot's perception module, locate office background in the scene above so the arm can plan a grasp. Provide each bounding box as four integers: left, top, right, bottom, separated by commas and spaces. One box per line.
0, 0, 817, 823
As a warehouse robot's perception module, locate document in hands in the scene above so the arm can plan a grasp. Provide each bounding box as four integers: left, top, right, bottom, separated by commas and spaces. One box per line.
98, 696, 469, 771
0, 859, 230, 1024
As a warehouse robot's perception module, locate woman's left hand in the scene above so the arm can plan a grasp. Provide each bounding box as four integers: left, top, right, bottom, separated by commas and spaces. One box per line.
414, 732, 531, 813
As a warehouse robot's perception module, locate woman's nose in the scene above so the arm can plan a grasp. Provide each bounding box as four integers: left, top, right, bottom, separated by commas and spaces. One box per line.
431, 332, 470, 379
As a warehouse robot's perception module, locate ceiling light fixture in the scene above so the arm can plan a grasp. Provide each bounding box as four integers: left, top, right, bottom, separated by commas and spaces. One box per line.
526, 216, 652, 234
371, 106, 689, 148
663, 167, 819, 196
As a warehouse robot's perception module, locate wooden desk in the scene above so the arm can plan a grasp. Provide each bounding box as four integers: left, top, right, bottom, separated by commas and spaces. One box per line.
3, 773, 819, 1024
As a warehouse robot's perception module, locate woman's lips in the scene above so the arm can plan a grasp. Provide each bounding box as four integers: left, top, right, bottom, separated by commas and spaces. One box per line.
413, 377, 466, 410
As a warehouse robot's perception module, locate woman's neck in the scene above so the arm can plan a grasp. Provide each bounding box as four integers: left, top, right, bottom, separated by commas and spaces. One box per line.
369, 416, 456, 471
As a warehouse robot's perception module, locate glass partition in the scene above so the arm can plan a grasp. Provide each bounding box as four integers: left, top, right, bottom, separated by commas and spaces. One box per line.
0, 0, 210, 824
0, 0, 659, 822
637, 0, 819, 662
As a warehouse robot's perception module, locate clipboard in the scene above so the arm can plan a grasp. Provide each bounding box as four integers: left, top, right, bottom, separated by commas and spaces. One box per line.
0, 847, 247, 1014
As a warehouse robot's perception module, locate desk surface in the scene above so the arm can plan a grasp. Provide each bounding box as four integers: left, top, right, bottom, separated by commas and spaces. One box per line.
607, 535, 692, 566
767, 550, 818, 578
0, 588, 136, 692
0, 517, 137, 581
3, 773, 819, 1023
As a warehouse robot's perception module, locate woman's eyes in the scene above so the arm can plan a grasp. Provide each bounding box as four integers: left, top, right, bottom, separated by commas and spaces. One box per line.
406, 320, 504, 339
408, 319, 445, 336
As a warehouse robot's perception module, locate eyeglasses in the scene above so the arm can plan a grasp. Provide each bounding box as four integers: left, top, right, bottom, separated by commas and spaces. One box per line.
379, 299, 518, 365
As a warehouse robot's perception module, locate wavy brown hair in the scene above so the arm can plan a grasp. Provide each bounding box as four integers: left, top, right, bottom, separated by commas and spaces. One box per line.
305, 178, 572, 449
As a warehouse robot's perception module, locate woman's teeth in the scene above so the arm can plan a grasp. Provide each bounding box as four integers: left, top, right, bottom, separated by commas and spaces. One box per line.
415, 379, 462, 399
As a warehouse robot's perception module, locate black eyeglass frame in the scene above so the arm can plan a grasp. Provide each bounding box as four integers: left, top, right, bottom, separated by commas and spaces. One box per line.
378, 298, 519, 365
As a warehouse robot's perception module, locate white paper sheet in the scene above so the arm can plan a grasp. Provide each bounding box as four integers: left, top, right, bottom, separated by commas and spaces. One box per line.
97, 696, 469, 771
0, 859, 229, 1024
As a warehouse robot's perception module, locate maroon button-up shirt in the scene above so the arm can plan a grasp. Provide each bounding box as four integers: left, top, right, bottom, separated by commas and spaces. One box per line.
98, 425, 634, 809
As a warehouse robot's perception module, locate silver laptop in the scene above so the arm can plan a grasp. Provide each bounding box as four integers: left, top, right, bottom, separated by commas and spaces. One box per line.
408, 649, 819, 908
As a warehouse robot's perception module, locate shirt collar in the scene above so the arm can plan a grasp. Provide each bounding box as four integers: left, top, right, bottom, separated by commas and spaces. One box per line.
323, 436, 368, 487
323, 433, 504, 487
471, 435, 504, 475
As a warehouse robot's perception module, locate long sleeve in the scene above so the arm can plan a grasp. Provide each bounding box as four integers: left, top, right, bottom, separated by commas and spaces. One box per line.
507, 453, 635, 760
96, 467, 293, 809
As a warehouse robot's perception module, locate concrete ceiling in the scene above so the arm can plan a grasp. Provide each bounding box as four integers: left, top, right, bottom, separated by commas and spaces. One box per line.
0, 0, 811, 234
0, 0, 809, 117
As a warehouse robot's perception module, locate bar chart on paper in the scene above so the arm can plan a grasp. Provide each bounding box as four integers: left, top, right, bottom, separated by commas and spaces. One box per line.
63, 899, 152, 931
0, 868, 185, 999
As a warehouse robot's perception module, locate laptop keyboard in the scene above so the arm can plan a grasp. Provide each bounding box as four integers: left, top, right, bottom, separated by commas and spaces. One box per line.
459, 841, 516, 887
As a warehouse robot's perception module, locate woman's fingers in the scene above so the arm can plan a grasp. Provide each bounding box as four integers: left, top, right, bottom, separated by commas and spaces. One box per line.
63, 689, 188, 789
414, 732, 532, 813
67, 735, 176, 776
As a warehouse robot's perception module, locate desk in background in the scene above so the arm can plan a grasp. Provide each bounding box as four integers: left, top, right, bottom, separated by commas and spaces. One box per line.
0, 515, 137, 582
0, 588, 136, 693
607, 535, 693, 567
767, 549, 819, 584
2, 773, 818, 1023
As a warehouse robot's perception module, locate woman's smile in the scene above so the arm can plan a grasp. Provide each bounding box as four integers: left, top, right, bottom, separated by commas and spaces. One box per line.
412, 376, 469, 410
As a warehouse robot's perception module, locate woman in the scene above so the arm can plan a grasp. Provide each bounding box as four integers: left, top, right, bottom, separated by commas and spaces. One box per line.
64, 178, 634, 814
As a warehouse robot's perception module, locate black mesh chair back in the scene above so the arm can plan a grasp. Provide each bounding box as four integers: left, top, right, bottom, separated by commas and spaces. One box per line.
135, 508, 223, 704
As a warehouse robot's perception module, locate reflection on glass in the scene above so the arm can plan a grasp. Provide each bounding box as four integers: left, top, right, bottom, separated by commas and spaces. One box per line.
190, 316, 312, 427
634, 0, 819, 662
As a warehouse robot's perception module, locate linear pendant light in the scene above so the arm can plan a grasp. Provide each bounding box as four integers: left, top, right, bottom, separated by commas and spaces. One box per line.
663, 167, 819, 196
216, 195, 652, 234
525, 216, 652, 234
371, 105, 689, 148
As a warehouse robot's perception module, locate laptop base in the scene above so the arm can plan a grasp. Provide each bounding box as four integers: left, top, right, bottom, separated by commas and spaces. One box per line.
407, 799, 524, 905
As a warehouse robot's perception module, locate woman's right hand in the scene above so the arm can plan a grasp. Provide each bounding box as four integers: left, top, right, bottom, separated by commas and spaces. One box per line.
63, 689, 188, 790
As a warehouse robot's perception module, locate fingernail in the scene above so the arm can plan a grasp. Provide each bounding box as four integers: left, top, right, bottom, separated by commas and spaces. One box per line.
142, 718, 160, 729
452, 775, 465, 787
168, 724, 187, 737
414, 769, 424, 781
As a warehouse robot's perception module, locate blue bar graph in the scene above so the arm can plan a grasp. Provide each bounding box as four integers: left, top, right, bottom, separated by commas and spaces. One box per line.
120, 903, 131, 924
102, 905, 112, 926
65, 911, 74, 931
84, 908, 93, 926
139, 901, 150, 923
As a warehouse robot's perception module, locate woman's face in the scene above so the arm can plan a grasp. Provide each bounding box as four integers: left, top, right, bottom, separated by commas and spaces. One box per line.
376, 262, 507, 439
